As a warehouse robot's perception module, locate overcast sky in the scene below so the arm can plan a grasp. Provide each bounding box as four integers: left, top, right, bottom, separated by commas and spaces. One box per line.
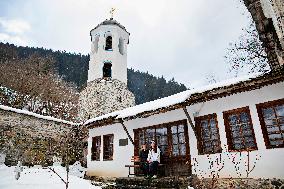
0, 0, 251, 88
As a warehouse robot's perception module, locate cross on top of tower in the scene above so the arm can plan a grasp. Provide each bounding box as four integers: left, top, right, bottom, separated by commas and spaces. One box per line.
110, 8, 116, 19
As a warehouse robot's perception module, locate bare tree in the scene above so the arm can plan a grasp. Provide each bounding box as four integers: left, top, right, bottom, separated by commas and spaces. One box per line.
47, 135, 72, 189
192, 154, 225, 189
205, 72, 218, 84
225, 19, 270, 76
0, 54, 79, 121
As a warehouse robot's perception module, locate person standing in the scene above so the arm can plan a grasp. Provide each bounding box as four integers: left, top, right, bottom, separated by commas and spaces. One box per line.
139, 144, 149, 176
147, 140, 160, 178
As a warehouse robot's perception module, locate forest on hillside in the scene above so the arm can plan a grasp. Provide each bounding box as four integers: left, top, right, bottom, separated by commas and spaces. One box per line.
0, 42, 188, 105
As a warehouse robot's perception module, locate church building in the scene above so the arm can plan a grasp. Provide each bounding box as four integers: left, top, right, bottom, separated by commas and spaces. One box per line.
84, 0, 284, 179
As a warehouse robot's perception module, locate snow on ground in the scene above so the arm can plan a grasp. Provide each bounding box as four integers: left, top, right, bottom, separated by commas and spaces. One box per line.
0, 165, 101, 189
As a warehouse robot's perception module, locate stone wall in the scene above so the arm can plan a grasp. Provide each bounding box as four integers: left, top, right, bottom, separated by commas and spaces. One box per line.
243, 0, 284, 69
190, 177, 284, 189
261, 0, 284, 49
0, 107, 80, 166
86, 176, 284, 189
79, 78, 135, 121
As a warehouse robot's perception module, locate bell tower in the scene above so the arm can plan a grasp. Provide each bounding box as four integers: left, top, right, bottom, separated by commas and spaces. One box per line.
88, 17, 130, 84
79, 15, 135, 121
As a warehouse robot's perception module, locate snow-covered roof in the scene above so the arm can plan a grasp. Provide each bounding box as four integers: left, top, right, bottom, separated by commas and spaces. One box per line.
91, 18, 130, 35
84, 72, 266, 126
0, 105, 77, 125
84, 110, 121, 125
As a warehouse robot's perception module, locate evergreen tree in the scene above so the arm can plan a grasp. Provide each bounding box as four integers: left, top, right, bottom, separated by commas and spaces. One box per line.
0, 42, 188, 105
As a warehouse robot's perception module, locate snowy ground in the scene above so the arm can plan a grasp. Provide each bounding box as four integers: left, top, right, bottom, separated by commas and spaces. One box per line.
0, 164, 101, 189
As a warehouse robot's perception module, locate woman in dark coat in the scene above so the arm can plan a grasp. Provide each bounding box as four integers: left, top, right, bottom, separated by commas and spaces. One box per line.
139, 144, 149, 176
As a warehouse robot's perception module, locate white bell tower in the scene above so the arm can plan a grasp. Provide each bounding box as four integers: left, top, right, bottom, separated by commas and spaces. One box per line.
79, 15, 135, 121
88, 18, 130, 84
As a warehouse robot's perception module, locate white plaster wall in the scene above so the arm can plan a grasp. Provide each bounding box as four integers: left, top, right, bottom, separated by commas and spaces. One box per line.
87, 109, 187, 177
88, 25, 129, 84
87, 123, 132, 177
187, 82, 284, 179
87, 81, 284, 178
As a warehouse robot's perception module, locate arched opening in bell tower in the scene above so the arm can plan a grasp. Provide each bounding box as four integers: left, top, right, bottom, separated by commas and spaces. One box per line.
118, 37, 124, 55
105, 36, 112, 51
94, 35, 99, 53
103, 62, 112, 78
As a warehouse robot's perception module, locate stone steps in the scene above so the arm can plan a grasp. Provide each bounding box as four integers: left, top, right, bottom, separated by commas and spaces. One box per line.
114, 176, 190, 189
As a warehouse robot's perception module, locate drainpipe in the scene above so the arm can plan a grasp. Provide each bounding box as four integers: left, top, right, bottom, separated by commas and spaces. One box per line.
118, 118, 135, 145
182, 106, 197, 137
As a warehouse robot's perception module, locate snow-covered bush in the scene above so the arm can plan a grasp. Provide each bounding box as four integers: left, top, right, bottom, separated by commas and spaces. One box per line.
53, 156, 62, 166
0, 153, 6, 165
69, 161, 86, 178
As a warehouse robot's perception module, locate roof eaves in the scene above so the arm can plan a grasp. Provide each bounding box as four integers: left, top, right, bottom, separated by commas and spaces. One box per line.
85, 116, 120, 129
85, 67, 284, 128
0, 105, 77, 125
90, 19, 130, 36
122, 102, 187, 121
184, 68, 284, 105
119, 68, 284, 121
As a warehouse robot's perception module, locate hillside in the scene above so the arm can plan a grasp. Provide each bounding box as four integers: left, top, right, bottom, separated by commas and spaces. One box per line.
0, 42, 188, 104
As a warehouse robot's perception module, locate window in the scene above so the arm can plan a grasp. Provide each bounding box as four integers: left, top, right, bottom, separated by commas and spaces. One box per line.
103, 134, 114, 161
171, 124, 188, 156
256, 99, 284, 149
91, 136, 101, 161
134, 120, 189, 158
103, 63, 112, 78
194, 113, 222, 155
156, 127, 168, 155
105, 36, 112, 50
223, 107, 257, 151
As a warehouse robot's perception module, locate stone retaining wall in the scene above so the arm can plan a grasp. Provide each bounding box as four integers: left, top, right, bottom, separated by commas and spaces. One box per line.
85, 175, 284, 189
191, 176, 284, 189
0, 108, 79, 166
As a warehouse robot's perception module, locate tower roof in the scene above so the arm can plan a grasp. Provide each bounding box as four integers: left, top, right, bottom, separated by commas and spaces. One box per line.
90, 18, 130, 35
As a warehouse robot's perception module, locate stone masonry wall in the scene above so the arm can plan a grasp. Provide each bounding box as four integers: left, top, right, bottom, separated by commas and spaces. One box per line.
243, 0, 284, 69
0, 108, 75, 166
261, 0, 284, 49
79, 78, 135, 121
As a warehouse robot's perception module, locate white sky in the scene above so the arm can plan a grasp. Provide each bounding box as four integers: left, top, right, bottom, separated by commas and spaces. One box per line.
0, 0, 251, 88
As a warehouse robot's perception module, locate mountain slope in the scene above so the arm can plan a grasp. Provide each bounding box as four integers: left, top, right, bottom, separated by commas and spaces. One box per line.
0, 42, 188, 104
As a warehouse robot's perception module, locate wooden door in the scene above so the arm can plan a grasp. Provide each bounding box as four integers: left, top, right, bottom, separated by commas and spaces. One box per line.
133, 120, 191, 176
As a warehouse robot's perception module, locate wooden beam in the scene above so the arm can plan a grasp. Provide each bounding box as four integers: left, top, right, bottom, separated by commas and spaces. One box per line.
119, 119, 135, 145
183, 107, 197, 137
